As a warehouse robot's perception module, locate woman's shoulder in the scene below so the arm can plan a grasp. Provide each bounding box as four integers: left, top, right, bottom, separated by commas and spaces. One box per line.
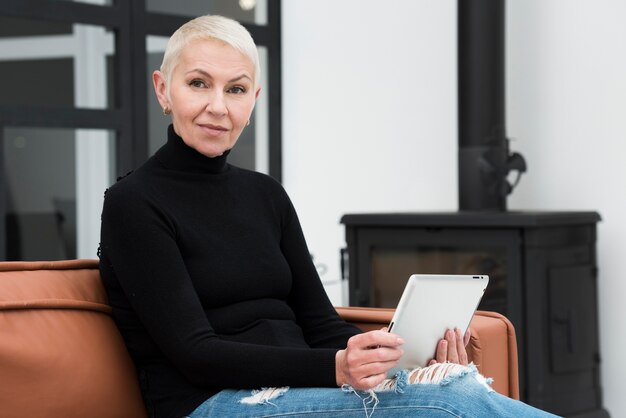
102, 163, 157, 209
231, 167, 295, 212
105, 168, 141, 194
232, 165, 285, 191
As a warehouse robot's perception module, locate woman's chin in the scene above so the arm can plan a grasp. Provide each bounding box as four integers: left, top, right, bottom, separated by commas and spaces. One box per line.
198, 144, 230, 158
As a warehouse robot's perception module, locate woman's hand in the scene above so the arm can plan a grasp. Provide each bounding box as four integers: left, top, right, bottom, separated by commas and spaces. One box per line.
335, 329, 404, 391
428, 328, 471, 366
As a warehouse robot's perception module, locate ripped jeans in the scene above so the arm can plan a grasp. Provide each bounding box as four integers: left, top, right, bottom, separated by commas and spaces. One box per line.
187, 363, 560, 418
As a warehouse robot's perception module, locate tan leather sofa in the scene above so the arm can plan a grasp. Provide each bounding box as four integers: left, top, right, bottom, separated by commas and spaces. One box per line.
0, 259, 520, 418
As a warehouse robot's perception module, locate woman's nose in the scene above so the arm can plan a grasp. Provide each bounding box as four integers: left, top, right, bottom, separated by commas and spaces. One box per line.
205, 91, 227, 116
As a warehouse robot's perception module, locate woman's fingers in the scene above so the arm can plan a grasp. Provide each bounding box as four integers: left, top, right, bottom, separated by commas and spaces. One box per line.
455, 328, 469, 365
433, 328, 469, 365
337, 331, 404, 390
348, 330, 404, 354
435, 337, 448, 363
463, 328, 471, 346
445, 329, 460, 363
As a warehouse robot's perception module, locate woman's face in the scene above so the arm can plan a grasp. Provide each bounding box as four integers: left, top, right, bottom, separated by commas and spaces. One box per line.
153, 39, 260, 158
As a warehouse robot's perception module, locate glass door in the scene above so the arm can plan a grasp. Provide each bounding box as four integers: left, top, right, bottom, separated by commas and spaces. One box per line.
0, 3, 117, 260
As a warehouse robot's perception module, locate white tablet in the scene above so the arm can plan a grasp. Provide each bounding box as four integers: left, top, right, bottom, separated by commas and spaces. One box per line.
386, 274, 489, 377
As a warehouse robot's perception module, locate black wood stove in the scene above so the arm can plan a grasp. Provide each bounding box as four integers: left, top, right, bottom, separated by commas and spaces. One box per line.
341, 211, 607, 417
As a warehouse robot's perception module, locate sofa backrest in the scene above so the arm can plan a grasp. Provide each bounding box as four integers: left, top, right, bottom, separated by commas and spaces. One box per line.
0, 259, 148, 418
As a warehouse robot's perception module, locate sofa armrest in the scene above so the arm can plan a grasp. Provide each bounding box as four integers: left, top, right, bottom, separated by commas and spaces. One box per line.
0, 259, 148, 418
335, 306, 519, 400
467, 310, 520, 400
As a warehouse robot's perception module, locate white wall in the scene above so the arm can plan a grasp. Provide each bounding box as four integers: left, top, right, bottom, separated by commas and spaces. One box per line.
283, 0, 625, 415
282, 0, 458, 303
506, 1, 626, 415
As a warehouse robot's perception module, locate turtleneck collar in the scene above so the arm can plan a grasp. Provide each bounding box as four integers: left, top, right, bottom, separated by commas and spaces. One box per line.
154, 124, 230, 174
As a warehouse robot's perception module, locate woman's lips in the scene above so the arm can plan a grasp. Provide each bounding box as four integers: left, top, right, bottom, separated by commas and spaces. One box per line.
199, 123, 228, 136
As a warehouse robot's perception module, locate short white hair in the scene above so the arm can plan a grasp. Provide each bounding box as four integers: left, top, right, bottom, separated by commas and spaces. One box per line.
160, 15, 260, 87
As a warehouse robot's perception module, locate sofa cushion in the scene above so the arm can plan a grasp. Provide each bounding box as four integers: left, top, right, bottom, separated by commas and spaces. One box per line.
0, 259, 147, 418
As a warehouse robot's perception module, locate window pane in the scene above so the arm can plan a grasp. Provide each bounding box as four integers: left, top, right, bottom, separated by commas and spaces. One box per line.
146, 39, 269, 174
146, 36, 169, 154
0, 21, 116, 109
0, 58, 74, 107
0, 16, 71, 38
146, 0, 267, 25
2, 127, 116, 261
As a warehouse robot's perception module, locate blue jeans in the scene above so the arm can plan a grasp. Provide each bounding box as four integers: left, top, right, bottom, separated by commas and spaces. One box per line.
188, 364, 560, 417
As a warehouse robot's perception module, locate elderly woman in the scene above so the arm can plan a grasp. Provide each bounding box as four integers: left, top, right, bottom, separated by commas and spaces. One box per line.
98, 15, 558, 418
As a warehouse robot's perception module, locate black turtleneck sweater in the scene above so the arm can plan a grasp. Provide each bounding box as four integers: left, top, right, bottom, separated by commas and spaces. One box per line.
99, 126, 360, 418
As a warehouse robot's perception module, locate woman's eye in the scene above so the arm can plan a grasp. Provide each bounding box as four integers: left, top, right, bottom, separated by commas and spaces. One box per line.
228, 86, 246, 94
189, 80, 206, 88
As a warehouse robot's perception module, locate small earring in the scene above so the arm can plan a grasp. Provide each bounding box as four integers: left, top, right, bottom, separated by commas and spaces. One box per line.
163, 107, 171, 116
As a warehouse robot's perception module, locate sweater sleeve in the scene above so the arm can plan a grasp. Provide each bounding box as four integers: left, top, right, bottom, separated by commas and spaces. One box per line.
99, 182, 345, 390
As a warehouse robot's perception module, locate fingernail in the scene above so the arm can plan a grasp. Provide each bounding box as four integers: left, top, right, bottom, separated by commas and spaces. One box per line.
397, 337, 405, 345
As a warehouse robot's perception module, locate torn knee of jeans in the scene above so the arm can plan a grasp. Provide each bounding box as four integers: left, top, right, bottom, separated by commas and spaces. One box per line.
409, 362, 471, 385
239, 387, 289, 406
371, 369, 409, 393
411, 363, 494, 391
373, 362, 494, 393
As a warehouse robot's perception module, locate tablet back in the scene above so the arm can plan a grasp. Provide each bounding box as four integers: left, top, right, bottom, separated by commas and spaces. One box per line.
388, 274, 489, 374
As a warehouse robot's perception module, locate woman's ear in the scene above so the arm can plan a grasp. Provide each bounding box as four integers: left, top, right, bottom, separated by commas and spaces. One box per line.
246, 86, 261, 119
152, 70, 169, 110
248, 86, 261, 115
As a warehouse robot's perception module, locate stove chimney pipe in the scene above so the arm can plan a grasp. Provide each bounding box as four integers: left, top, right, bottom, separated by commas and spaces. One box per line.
458, 0, 526, 211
